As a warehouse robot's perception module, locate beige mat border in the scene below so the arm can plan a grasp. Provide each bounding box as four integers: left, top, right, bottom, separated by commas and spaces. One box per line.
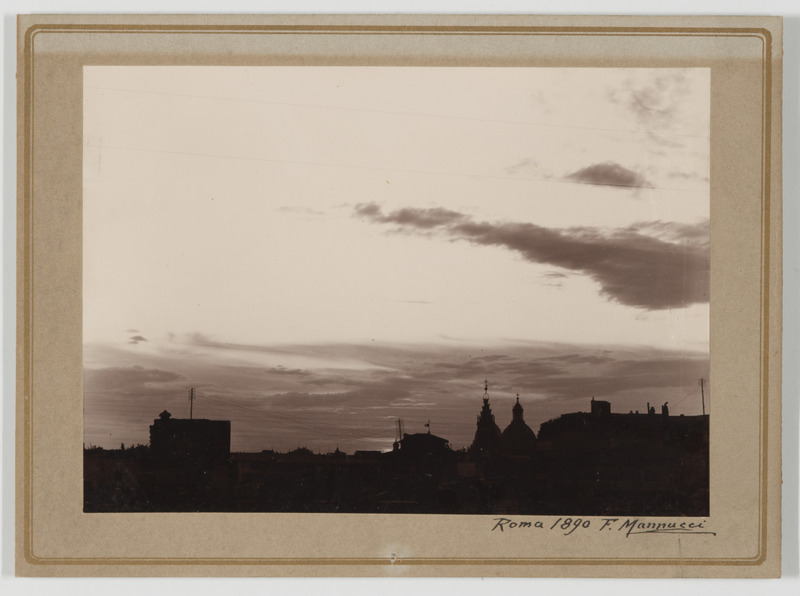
15, 15, 782, 577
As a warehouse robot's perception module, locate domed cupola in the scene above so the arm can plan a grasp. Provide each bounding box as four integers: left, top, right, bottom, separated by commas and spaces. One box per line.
501, 394, 537, 456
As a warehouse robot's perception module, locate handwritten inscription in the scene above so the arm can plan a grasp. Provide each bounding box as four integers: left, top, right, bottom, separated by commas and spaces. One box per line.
491, 517, 716, 537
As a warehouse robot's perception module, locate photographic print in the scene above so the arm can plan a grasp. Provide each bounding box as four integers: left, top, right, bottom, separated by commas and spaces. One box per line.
82, 66, 711, 516
17, 14, 781, 577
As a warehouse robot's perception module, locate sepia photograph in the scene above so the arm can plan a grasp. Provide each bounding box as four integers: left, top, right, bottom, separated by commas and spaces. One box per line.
82, 65, 711, 516
15, 11, 784, 579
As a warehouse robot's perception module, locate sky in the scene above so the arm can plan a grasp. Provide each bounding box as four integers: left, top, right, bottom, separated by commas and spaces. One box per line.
83, 66, 710, 452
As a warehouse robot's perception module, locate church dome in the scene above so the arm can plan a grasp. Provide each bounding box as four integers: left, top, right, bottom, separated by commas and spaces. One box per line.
501, 396, 537, 456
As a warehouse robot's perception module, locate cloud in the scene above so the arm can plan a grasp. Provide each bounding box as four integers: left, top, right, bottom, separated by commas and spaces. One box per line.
84, 365, 183, 392
626, 220, 709, 245
355, 203, 708, 310
668, 170, 709, 183
647, 131, 685, 149
129, 335, 148, 344
541, 271, 568, 288
607, 70, 703, 137
504, 158, 539, 176
564, 162, 650, 188
629, 85, 673, 122
277, 206, 326, 218
355, 203, 467, 229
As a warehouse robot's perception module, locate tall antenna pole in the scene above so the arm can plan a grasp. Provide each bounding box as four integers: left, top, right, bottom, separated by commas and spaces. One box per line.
189, 387, 194, 420
699, 378, 705, 416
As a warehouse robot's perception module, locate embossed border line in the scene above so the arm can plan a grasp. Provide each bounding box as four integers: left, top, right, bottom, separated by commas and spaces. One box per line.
20, 23, 774, 568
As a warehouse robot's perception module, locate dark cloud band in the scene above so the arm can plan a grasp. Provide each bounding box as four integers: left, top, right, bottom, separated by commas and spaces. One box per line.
354, 203, 708, 310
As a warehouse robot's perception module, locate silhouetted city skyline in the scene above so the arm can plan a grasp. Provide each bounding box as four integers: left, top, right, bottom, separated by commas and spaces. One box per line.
85, 390, 709, 515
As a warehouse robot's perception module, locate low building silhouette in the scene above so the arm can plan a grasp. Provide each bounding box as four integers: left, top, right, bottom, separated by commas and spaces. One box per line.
535, 398, 709, 515
590, 397, 611, 416
149, 410, 230, 468
396, 431, 450, 458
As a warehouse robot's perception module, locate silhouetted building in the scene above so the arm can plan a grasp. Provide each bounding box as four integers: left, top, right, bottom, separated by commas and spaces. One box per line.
397, 432, 450, 458
537, 398, 706, 448
501, 395, 537, 456
470, 380, 502, 455
590, 397, 611, 416
535, 398, 709, 515
149, 410, 231, 468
